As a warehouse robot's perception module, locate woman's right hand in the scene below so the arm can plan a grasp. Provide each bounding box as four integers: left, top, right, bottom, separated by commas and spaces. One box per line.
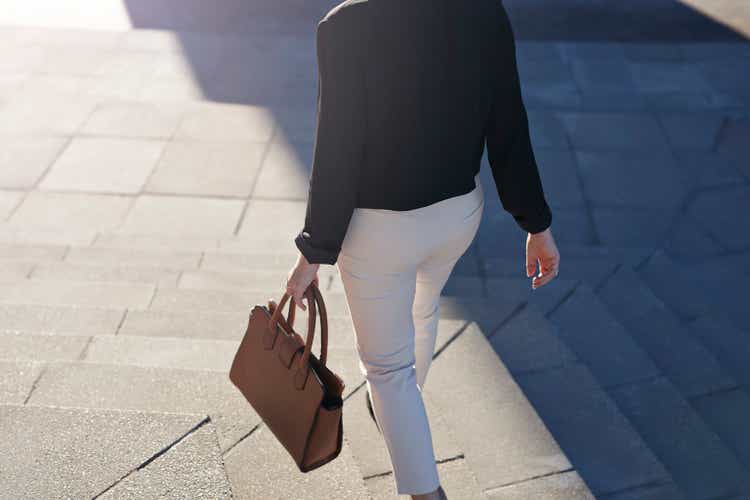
525, 228, 560, 289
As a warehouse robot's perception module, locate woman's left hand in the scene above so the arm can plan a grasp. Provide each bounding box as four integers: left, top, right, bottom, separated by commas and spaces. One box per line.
286, 252, 321, 311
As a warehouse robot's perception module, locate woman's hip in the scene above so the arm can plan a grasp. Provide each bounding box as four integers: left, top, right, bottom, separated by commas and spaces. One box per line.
339, 174, 484, 269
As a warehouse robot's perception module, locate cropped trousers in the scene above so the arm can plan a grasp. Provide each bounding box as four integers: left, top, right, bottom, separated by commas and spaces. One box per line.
336, 173, 484, 495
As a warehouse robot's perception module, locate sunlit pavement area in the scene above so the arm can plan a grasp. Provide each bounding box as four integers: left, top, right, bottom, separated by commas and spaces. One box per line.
0, 1, 749, 498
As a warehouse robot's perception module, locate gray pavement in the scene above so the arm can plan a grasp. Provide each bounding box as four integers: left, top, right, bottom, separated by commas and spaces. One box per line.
0, 1, 749, 499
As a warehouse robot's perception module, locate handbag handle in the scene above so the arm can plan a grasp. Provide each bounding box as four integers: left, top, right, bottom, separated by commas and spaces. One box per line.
268, 282, 329, 382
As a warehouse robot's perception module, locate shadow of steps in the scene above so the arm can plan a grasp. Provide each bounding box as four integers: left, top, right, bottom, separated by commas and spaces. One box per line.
598, 266, 736, 398
547, 280, 750, 499
490, 303, 672, 497
423, 321, 585, 496
0, 404, 232, 499
610, 377, 750, 500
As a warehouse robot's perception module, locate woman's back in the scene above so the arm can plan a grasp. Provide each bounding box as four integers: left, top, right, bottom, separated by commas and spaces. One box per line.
295, 0, 552, 265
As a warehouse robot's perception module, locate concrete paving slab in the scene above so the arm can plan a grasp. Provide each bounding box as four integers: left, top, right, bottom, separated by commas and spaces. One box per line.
489, 303, 578, 375
424, 322, 572, 490
688, 185, 750, 252
0, 360, 43, 404
343, 386, 461, 480
0, 331, 88, 362
149, 287, 351, 317
236, 198, 307, 240
620, 306, 735, 398
610, 377, 749, 500
27, 362, 262, 452
0, 91, 97, 135
179, 268, 339, 293
486, 470, 594, 499
517, 363, 670, 494
688, 314, 750, 387
93, 233, 220, 251
576, 148, 689, 208
119, 195, 245, 237
0, 243, 67, 261
119, 309, 249, 340
39, 136, 164, 194
591, 205, 675, 248
65, 246, 202, 269
82, 334, 238, 371
0, 404, 215, 500
252, 136, 314, 199
0, 303, 123, 335
549, 284, 659, 388
627, 61, 713, 94
31, 262, 181, 287
560, 112, 668, 150
692, 388, 750, 470
527, 111, 569, 149
0, 137, 67, 189
366, 457, 486, 500
224, 424, 368, 500
570, 58, 638, 94
638, 250, 714, 320
486, 276, 578, 315
175, 101, 275, 143
535, 149, 586, 208
146, 141, 265, 197
98, 420, 232, 500
597, 266, 666, 323
80, 101, 183, 138
0, 227, 97, 246
0, 280, 154, 309
658, 112, 727, 151
201, 249, 303, 271
0, 190, 23, 220
602, 482, 687, 500
7, 191, 132, 232
622, 42, 685, 61
664, 214, 725, 260
0, 261, 33, 281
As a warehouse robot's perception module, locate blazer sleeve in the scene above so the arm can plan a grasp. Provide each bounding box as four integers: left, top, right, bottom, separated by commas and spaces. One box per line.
294, 18, 365, 265
484, 2, 552, 235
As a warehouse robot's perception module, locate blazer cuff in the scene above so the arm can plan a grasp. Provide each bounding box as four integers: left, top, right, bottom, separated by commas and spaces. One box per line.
517, 204, 553, 235
294, 231, 340, 265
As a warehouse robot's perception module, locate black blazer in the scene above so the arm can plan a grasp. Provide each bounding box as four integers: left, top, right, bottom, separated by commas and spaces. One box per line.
295, 0, 552, 265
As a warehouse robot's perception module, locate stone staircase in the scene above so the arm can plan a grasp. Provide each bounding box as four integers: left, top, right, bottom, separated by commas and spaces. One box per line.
1, 232, 749, 499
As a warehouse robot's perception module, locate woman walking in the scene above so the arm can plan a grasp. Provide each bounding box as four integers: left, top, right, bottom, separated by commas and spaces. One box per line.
286, 0, 560, 498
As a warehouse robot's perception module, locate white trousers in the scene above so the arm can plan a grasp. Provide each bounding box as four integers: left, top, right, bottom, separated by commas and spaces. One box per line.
337, 173, 484, 495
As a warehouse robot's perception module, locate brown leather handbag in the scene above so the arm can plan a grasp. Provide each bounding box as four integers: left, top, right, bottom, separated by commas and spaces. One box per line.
229, 281, 345, 472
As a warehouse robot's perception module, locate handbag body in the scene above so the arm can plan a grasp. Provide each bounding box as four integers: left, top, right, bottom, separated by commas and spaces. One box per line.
229, 282, 345, 472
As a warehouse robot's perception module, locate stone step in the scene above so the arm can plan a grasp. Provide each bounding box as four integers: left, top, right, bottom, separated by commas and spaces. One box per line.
692, 387, 750, 471
31, 261, 182, 287
484, 471, 595, 500
0, 279, 156, 309
1, 404, 232, 499
687, 313, 750, 388
17, 360, 262, 453
486, 276, 578, 315
223, 423, 371, 500
489, 303, 673, 495
547, 283, 660, 388
610, 377, 750, 500
636, 249, 714, 321
421, 320, 584, 495
598, 266, 736, 398
672, 251, 750, 331
0, 303, 125, 336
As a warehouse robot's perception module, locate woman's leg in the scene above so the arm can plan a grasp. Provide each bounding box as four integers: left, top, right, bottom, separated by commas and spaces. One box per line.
413, 178, 484, 391
337, 249, 442, 496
